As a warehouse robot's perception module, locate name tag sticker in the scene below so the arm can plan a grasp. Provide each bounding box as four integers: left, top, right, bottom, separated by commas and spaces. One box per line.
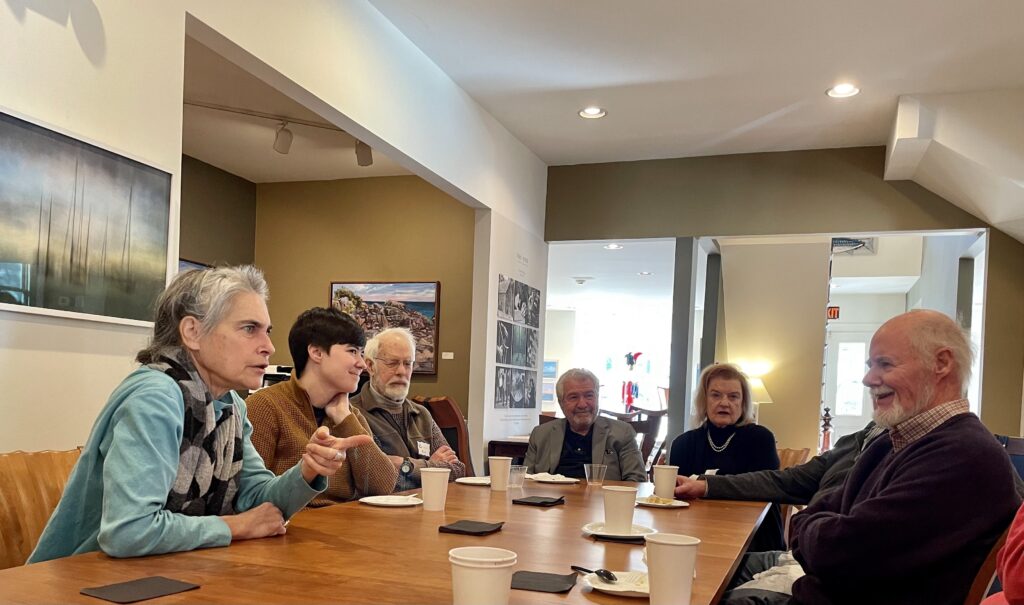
418, 441, 431, 457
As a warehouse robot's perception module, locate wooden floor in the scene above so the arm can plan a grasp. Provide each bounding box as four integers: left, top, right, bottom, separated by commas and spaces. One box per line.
0, 481, 767, 604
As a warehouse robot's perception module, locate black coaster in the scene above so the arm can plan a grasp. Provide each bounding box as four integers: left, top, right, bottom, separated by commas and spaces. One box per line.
512, 495, 565, 507
511, 571, 578, 593
81, 577, 199, 604
591, 534, 646, 544
439, 520, 505, 535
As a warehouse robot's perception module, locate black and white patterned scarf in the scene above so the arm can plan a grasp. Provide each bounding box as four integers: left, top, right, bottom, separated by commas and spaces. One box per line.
146, 347, 243, 516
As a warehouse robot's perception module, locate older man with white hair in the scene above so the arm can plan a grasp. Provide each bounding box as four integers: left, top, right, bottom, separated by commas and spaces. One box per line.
351, 327, 465, 489
524, 368, 647, 482
721, 309, 1021, 605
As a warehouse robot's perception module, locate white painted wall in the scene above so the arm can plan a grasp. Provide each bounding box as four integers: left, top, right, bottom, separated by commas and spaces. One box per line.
542, 309, 576, 413
720, 241, 832, 451
0, 0, 546, 451
830, 235, 922, 279
906, 233, 977, 316
468, 210, 549, 470
827, 293, 907, 327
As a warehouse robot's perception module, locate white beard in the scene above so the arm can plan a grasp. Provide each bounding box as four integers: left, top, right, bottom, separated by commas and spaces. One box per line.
871, 383, 934, 429
382, 381, 411, 401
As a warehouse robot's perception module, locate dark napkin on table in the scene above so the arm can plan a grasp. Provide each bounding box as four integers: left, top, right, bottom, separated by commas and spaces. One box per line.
512, 495, 565, 507
511, 571, 578, 593
81, 576, 199, 604
439, 520, 505, 535
591, 533, 646, 544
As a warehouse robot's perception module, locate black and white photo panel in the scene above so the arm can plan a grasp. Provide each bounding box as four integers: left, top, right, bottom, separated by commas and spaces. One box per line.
494, 366, 512, 409
496, 320, 513, 365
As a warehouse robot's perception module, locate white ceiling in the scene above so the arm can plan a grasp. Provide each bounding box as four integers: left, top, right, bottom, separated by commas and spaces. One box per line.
182, 37, 409, 183
545, 240, 681, 311
368, 0, 1024, 166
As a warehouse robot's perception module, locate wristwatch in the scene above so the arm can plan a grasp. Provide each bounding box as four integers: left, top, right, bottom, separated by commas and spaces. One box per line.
400, 458, 414, 477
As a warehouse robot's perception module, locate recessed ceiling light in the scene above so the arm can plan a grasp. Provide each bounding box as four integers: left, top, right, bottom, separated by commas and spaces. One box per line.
603, 243, 623, 250
579, 106, 607, 119
826, 83, 860, 98
638, 271, 652, 276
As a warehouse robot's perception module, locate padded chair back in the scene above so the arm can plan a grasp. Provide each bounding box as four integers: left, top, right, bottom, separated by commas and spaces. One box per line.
0, 448, 82, 569
995, 434, 1024, 482
963, 524, 1010, 605
538, 413, 557, 425
778, 447, 811, 470
412, 396, 475, 476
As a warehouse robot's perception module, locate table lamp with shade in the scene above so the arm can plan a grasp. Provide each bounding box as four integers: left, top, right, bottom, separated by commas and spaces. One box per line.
748, 377, 773, 424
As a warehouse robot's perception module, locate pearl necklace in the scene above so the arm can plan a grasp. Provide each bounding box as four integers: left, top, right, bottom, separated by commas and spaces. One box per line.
707, 429, 736, 453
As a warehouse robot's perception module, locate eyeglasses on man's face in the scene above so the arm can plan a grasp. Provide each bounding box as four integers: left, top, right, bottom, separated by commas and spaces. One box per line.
374, 357, 415, 370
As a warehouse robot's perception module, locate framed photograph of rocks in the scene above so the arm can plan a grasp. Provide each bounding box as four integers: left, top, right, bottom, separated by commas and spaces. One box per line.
330, 281, 440, 374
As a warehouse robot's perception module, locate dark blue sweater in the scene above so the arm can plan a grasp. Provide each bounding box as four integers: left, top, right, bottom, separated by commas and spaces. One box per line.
790, 413, 1021, 605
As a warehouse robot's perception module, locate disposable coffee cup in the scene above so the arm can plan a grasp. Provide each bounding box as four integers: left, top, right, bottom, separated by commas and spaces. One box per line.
449, 546, 517, 605
646, 533, 700, 605
602, 485, 638, 534
584, 463, 608, 485
420, 467, 451, 511
489, 456, 512, 491
653, 464, 679, 499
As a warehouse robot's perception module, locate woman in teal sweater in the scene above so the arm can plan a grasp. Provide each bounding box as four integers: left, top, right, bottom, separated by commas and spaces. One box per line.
30, 266, 370, 563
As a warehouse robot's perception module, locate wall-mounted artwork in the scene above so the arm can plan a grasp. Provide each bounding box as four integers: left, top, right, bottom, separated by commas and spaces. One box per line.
330, 281, 440, 374
0, 111, 171, 322
178, 258, 210, 273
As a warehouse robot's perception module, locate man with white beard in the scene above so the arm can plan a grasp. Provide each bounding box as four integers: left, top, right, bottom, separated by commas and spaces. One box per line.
720, 309, 1021, 605
351, 328, 465, 490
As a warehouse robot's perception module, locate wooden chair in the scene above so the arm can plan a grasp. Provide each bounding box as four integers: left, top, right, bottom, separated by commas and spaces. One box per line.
538, 412, 557, 425
778, 447, 811, 471
0, 448, 82, 569
777, 447, 811, 547
599, 409, 639, 422
964, 524, 1010, 605
627, 409, 669, 476
412, 396, 475, 476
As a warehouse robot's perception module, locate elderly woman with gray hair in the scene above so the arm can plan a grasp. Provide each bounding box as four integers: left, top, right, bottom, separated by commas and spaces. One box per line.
29, 266, 370, 563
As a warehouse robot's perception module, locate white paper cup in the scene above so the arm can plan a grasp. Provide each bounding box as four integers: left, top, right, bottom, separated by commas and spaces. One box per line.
508, 465, 527, 488
449, 546, 517, 605
489, 456, 512, 491
646, 533, 700, 605
420, 467, 451, 511
602, 485, 638, 534
653, 464, 679, 499
584, 463, 608, 485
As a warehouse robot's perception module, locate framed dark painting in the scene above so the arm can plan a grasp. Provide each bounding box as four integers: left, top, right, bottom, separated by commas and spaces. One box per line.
330, 281, 440, 374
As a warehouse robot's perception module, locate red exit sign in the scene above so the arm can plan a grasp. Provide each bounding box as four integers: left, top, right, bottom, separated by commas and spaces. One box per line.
827, 306, 840, 320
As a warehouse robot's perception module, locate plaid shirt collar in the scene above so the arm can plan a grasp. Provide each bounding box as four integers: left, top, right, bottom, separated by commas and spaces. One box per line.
889, 398, 970, 452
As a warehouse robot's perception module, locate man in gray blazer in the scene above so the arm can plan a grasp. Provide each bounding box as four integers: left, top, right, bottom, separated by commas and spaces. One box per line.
524, 368, 647, 482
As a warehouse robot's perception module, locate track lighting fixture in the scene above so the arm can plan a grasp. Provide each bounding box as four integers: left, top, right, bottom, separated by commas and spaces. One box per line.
355, 140, 373, 166
273, 122, 293, 154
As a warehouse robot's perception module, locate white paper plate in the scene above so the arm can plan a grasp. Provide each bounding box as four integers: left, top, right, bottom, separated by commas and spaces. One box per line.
526, 473, 580, 484
635, 497, 689, 509
581, 522, 657, 538
455, 476, 491, 486
582, 571, 649, 598
358, 495, 423, 507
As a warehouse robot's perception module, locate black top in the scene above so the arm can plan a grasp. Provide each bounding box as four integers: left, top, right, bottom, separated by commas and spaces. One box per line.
669, 422, 779, 477
555, 423, 593, 478
669, 422, 784, 551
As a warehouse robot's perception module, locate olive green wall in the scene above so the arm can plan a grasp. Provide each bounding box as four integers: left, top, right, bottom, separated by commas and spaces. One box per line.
255, 176, 476, 413
546, 146, 1024, 435
180, 155, 257, 266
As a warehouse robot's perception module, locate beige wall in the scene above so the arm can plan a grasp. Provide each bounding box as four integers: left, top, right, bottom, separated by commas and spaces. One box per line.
255, 176, 475, 412
721, 242, 831, 451
180, 155, 256, 266
546, 146, 1024, 436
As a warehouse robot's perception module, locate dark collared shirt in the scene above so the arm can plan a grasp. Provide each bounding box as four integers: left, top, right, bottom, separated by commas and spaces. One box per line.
555, 422, 593, 478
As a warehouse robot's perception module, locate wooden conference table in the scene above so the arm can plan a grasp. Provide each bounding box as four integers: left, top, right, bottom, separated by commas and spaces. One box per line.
0, 481, 768, 604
